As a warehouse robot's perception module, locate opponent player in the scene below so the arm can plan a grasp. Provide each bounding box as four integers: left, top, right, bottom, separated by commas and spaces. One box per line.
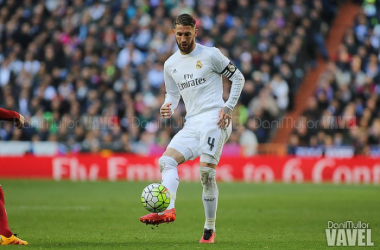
140, 14, 245, 243
0, 108, 28, 245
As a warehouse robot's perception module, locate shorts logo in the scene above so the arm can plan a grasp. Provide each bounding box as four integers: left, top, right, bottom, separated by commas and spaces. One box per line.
196, 60, 202, 69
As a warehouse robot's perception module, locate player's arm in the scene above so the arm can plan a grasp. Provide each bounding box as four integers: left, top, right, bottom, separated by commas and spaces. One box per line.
161, 65, 180, 119
210, 48, 245, 129
0, 108, 25, 129
219, 62, 245, 128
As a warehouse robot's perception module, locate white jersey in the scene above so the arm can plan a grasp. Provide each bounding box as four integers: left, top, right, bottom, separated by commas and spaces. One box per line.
163, 43, 231, 118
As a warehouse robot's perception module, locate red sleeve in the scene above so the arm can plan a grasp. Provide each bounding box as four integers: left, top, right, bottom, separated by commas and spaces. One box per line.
0, 108, 20, 121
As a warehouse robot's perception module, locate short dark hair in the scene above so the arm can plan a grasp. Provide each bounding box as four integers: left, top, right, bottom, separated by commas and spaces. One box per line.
174, 14, 196, 28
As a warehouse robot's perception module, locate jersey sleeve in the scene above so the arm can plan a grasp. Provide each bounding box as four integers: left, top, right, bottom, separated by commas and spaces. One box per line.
209, 48, 245, 111
209, 47, 230, 74
163, 64, 181, 113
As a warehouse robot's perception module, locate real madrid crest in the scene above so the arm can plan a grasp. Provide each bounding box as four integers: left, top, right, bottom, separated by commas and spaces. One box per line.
196, 60, 203, 69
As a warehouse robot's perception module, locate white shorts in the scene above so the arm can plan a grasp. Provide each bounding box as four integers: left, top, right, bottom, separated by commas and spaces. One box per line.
167, 109, 232, 164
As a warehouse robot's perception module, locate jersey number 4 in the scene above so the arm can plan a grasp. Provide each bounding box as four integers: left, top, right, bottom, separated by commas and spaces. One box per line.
208, 137, 215, 151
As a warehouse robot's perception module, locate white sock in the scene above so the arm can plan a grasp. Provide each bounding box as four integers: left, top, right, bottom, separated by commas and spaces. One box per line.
159, 156, 179, 209
200, 166, 218, 231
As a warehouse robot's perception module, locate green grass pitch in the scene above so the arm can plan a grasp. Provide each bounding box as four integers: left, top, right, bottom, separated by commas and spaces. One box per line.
1, 180, 379, 249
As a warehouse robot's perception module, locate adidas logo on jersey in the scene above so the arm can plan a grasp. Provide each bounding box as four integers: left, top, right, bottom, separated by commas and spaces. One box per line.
171, 69, 177, 74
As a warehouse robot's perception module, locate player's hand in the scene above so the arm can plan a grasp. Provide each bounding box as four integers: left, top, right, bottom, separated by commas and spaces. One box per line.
160, 103, 172, 118
218, 107, 232, 129
14, 114, 25, 129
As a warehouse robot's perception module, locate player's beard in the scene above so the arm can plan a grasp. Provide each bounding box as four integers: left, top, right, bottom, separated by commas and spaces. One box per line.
176, 39, 195, 54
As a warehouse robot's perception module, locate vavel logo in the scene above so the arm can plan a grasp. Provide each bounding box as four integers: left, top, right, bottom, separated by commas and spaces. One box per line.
326, 221, 374, 247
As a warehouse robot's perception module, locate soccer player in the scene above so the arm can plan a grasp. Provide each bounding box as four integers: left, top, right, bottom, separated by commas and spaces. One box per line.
0, 108, 28, 245
140, 14, 245, 243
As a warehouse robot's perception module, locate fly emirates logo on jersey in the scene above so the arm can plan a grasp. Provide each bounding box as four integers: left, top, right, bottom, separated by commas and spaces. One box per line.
176, 74, 206, 91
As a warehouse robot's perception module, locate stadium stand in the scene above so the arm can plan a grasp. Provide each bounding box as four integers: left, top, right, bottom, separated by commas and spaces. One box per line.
289, 0, 380, 157
0, 0, 336, 156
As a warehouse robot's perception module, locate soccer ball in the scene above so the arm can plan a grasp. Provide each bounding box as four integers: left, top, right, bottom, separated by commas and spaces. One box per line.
141, 183, 171, 213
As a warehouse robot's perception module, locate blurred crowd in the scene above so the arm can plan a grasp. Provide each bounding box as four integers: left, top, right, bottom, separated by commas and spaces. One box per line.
289, 0, 380, 156
0, 0, 335, 155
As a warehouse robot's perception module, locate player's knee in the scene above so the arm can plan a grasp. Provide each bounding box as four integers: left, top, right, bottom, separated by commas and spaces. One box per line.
158, 156, 178, 173
200, 154, 218, 166
199, 166, 217, 195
